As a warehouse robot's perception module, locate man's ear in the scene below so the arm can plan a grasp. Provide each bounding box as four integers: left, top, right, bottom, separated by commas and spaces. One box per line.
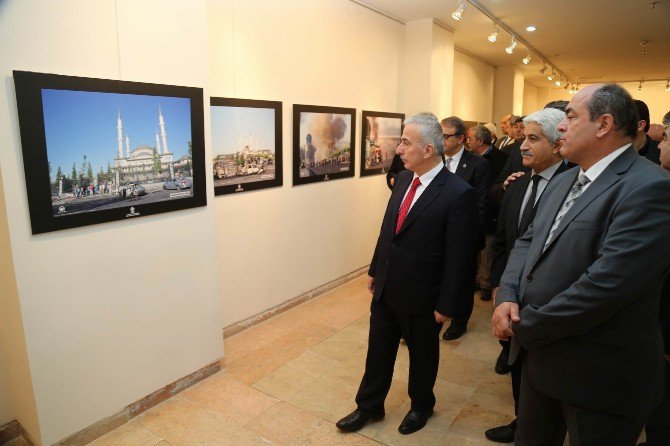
424, 144, 435, 158
595, 114, 614, 138
637, 119, 647, 133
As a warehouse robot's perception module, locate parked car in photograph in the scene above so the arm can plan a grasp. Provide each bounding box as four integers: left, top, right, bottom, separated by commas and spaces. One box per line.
119, 183, 147, 198
163, 178, 192, 190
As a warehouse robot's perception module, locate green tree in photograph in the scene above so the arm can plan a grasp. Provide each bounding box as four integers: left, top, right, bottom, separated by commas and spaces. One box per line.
71, 163, 78, 186
86, 162, 94, 182
152, 148, 161, 180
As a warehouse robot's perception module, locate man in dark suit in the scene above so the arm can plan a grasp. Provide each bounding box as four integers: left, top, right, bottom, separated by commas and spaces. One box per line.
639, 110, 670, 446
466, 125, 508, 302
634, 100, 661, 165
493, 84, 670, 445
485, 107, 569, 443
439, 116, 492, 340
337, 113, 479, 435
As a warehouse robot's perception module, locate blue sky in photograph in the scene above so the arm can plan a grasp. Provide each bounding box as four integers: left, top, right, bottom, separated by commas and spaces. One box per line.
42, 89, 192, 176
210, 106, 275, 156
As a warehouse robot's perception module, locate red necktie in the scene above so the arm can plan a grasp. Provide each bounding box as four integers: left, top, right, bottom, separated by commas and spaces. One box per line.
396, 177, 421, 234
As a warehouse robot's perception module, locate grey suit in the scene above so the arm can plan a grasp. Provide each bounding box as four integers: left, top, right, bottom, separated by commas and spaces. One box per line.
497, 147, 670, 430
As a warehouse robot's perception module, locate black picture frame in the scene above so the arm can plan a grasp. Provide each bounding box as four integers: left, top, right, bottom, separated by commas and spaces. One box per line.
292, 104, 355, 185
13, 70, 207, 234
210, 97, 282, 195
359, 111, 405, 177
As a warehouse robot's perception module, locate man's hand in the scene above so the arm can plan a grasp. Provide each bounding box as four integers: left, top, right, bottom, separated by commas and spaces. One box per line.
367, 275, 375, 294
492, 302, 520, 340
434, 311, 449, 323
503, 171, 525, 190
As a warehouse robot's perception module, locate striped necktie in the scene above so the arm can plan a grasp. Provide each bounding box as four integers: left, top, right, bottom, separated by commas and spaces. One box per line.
543, 173, 590, 252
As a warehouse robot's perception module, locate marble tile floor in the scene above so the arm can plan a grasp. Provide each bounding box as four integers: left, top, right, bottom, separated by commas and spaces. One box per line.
88, 275, 540, 446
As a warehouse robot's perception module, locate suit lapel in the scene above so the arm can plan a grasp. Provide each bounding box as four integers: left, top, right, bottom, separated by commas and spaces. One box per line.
455, 150, 469, 177
537, 148, 636, 256
510, 175, 531, 237
396, 167, 447, 236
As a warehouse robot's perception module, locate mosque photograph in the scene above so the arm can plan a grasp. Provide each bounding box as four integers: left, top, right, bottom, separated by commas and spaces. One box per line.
210, 103, 277, 188
41, 89, 194, 217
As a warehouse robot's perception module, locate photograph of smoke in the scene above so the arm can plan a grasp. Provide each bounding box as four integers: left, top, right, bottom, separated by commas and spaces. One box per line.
292, 104, 355, 185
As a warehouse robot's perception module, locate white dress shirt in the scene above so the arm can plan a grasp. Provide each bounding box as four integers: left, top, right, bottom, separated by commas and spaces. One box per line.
518, 161, 563, 223
578, 144, 631, 192
401, 160, 444, 212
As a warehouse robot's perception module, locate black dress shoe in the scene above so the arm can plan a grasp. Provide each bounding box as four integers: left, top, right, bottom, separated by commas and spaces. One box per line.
485, 419, 516, 443
398, 408, 433, 435
336, 408, 384, 432
494, 349, 511, 374
442, 322, 467, 341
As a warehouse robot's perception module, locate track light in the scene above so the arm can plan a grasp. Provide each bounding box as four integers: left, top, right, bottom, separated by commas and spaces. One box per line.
665, 80, 669, 92
564, 82, 570, 91
451, 0, 465, 21
488, 23, 499, 42
547, 70, 554, 81
540, 63, 548, 75
638, 79, 643, 92
505, 35, 517, 54
522, 51, 531, 65
555, 78, 562, 87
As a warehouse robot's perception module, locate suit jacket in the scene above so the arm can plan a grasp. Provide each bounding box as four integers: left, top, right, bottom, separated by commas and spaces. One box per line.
482, 147, 509, 234
500, 138, 520, 156
497, 147, 670, 415
639, 135, 661, 165
495, 135, 513, 150
490, 161, 570, 288
454, 149, 491, 248
369, 167, 479, 316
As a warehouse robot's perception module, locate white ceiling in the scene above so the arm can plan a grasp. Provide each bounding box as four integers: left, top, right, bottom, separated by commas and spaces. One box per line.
358, 0, 670, 89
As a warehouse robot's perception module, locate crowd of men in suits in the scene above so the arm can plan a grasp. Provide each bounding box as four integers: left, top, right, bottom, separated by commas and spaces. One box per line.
338, 84, 670, 446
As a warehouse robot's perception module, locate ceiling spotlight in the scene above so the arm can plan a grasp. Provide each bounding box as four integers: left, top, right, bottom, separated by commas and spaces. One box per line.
522, 51, 531, 64
547, 70, 554, 81
540, 63, 548, 75
505, 35, 518, 54
555, 78, 562, 87
665, 80, 669, 92
564, 82, 571, 91
451, 0, 465, 21
638, 79, 643, 92
526, 25, 537, 32
488, 23, 499, 42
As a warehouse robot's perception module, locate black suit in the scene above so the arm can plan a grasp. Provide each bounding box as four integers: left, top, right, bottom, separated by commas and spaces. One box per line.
489, 161, 570, 417
450, 149, 491, 326
497, 147, 670, 444
357, 166, 479, 411
481, 147, 508, 234
639, 135, 661, 165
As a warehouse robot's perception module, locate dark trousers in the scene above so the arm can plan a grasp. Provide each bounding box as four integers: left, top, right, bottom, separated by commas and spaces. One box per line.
355, 297, 443, 412
516, 363, 646, 446
645, 360, 670, 446
500, 340, 523, 416
451, 257, 477, 328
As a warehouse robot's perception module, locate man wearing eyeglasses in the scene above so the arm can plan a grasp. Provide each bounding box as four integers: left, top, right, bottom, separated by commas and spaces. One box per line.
439, 116, 491, 341
467, 125, 508, 302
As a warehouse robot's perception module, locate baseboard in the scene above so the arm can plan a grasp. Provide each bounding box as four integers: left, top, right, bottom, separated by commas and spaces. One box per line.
52, 359, 221, 446
222, 266, 368, 339
0, 420, 21, 444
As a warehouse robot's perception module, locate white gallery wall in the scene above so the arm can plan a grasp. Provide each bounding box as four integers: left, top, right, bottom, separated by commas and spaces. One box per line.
207, 0, 405, 327
452, 50, 495, 123
0, 0, 223, 444
0, 0, 520, 443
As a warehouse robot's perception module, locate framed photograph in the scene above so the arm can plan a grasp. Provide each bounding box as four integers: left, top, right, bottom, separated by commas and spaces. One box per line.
292, 104, 355, 185
360, 111, 404, 177
13, 70, 206, 234
210, 98, 282, 195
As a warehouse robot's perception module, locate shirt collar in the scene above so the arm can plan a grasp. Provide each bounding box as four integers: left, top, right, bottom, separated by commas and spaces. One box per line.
533, 160, 563, 181
446, 146, 465, 165
414, 159, 444, 187
580, 143, 631, 183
